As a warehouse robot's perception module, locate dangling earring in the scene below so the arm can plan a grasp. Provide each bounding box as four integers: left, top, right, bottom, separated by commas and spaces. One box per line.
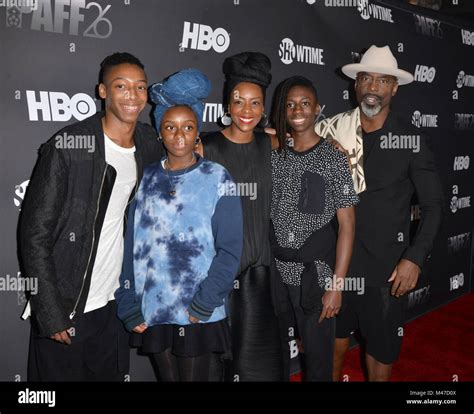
195, 136, 201, 145
257, 113, 269, 128
158, 133, 163, 141
221, 112, 232, 126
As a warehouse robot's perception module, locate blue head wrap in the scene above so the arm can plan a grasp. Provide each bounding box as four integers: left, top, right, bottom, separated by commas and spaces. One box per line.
149, 68, 211, 132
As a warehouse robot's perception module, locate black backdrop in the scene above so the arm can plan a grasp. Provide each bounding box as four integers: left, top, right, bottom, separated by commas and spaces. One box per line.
1, 0, 473, 381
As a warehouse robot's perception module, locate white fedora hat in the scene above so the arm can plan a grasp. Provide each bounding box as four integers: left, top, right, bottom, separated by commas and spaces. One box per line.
342, 45, 414, 85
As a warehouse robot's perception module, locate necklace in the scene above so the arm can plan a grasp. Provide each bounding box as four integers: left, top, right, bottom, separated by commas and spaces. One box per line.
164, 153, 196, 196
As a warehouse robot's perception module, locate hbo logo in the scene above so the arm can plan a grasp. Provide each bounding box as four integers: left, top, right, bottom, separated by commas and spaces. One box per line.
414, 65, 436, 83
181, 21, 230, 53
450, 273, 464, 291
26, 91, 96, 122
453, 156, 470, 171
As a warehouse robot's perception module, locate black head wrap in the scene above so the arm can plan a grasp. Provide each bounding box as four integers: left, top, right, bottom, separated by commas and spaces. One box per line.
223, 51, 272, 103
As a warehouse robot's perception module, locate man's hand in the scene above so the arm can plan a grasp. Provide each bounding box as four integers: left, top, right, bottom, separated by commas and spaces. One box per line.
388, 259, 421, 297
264, 127, 277, 136
264, 127, 283, 150
327, 137, 348, 155
132, 323, 148, 334
318, 290, 342, 323
326, 137, 352, 169
50, 328, 72, 345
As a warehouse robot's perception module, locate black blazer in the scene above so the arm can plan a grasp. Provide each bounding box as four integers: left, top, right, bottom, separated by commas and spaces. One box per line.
349, 113, 444, 286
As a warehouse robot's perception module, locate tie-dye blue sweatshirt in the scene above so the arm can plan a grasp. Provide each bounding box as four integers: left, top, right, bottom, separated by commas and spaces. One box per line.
115, 156, 243, 331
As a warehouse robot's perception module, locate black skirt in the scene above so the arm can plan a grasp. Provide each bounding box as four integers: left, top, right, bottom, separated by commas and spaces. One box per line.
227, 265, 284, 381
129, 318, 231, 358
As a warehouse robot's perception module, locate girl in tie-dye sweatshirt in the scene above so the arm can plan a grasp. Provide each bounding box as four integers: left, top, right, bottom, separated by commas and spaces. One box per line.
115, 69, 243, 381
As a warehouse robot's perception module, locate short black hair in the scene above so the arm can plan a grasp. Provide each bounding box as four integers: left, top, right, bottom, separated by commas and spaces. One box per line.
272, 76, 318, 151
99, 52, 145, 84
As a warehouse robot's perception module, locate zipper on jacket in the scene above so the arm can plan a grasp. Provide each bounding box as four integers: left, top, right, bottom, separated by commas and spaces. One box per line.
69, 165, 108, 320
123, 159, 139, 231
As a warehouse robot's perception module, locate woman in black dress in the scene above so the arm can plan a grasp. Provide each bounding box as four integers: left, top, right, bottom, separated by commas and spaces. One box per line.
199, 51, 283, 381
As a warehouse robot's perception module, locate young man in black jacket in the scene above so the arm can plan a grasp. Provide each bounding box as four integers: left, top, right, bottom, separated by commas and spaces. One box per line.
19, 52, 163, 381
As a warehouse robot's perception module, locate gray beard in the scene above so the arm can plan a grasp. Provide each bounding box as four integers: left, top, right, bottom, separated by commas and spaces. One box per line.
360, 102, 382, 118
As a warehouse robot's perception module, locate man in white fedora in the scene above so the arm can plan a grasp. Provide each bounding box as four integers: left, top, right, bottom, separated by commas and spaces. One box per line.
316, 45, 443, 381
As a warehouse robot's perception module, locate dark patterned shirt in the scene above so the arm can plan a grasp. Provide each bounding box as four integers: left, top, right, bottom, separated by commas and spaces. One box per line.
271, 139, 359, 287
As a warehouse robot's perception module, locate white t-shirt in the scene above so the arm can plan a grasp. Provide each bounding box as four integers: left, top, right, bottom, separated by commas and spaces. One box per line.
84, 134, 137, 313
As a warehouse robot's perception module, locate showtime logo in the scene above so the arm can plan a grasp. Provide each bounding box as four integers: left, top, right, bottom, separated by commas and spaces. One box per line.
453, 155, 470, 171
6, 0, 113, 39
411, 110, 438, 128
461, 29, 474, 46
414, 65, 436, 83
450, 196, 471, 213
357, 0, 394, 23
278, 38, 324, 65
26, 90, 96, 122
450, 185, 471, 213
14, 180, 30, 210
456, 70, 474, 89
181, 21, 230, 53
203, 103, 224, 123
413, 15, 443, 38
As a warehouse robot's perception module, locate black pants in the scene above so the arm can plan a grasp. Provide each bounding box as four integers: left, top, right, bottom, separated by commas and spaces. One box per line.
286, 284, 335, 381
28, 301, 130, 381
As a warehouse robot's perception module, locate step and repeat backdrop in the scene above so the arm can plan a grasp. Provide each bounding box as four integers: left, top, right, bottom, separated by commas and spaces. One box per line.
1, 0, 473, 381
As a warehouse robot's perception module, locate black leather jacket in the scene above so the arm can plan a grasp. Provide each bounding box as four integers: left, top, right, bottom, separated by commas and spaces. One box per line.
19, 112, 163, 337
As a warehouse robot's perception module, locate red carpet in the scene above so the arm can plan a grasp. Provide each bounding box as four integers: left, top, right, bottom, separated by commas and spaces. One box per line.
291, 293, 474, 381
341, 293, 474, 381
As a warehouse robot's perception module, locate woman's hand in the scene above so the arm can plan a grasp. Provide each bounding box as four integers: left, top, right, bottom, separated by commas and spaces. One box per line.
327, 137, 348, 155
264, 127, 281, 150
188, 314, 200, 324
132, 323, 148, 333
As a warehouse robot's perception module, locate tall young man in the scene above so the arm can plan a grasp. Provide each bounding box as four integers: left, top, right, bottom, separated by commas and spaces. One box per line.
19, 52, 163, 381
